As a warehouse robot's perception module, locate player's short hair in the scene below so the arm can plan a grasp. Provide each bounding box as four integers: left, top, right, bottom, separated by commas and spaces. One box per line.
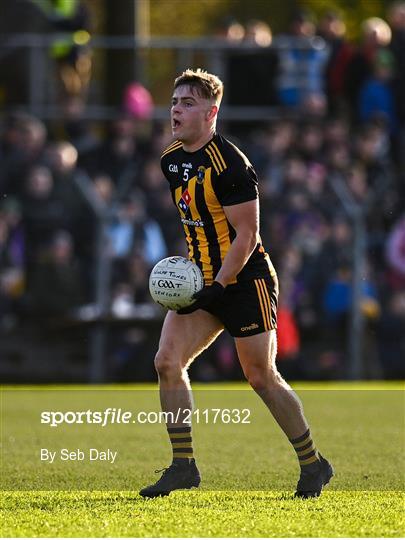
174, 69, 224, 105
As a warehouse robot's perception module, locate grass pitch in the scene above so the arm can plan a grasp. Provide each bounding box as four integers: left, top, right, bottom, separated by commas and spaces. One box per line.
1, 382, 404, 537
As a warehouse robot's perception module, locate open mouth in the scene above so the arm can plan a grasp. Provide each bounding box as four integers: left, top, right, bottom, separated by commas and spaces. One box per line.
172, 119, 181, 129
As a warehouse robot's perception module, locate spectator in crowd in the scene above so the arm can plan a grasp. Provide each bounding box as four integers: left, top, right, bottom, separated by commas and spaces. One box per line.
0, 199, 25, 331
345, 17, 392, 121
358, 49, 398, 134
139, 157, 182, 253
27, 230, 83, 317
29, 0, 92, 107
222, 19, 278, 135
21, 165, 65, 279
317, 10, 353, 115
387, 1, 405, 130
214, 16, 245, 43
1, 113, 47, 197
79, 114, 141, 181
107, 189, 167, 286
276, 9, 329, 111
385, 214, 405, 289
246, 120, 296, 196
377, 290, 405, 379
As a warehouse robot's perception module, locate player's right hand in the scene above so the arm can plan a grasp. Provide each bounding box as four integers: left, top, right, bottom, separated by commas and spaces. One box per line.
177, 281, 224, 314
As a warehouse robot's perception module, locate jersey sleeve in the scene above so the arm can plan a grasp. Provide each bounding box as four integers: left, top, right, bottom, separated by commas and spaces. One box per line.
160, 156, 170, 182
214, 158, 259, 206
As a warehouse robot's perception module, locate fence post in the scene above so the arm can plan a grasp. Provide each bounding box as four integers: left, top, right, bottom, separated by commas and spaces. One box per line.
28, 39, 46, 117
89, 215, 112, 383
328, 173, 367, 378
73, 171, 112, 383
348, 213, 367, 379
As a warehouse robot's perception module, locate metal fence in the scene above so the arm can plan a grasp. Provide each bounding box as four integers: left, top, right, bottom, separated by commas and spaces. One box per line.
0, 33, 327, 120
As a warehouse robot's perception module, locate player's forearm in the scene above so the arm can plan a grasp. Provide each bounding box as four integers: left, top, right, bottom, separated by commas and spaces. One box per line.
214, 232, 257, 287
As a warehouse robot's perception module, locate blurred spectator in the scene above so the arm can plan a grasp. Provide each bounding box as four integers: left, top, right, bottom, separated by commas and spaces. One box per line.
225, 19, 278, 134
45, 140, 87, 229
126, 251, 151, 304
29, 0, 92, 106
21, 165, 65, 275
27, 230, 83, 317
345, 17, 392, 120
0, 113, 47, 197
276, 9, 329, 110
93, 173, 115, 205
140, 158, 182, 252
387, 1, 405, 171
377, 290, 405, 379
123, 82, 154, 121
78, 115, 142, 195
61, 97, 99, 154
317, 10, 353, 115
387, 2, 405, 129
107, 190, 167, 286
214, 16, 245, 43
385, 215, 405, 288
358, 49, 398, 133
0, 198, 25, 332
297, 121, 324, 162
248, 120, 296, 195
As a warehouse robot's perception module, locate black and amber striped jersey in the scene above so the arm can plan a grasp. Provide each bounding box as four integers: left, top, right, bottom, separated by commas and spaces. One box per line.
161, 133, 272, 284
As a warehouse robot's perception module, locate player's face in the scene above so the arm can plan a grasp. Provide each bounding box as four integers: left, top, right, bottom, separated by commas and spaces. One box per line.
171, 85, 214, 145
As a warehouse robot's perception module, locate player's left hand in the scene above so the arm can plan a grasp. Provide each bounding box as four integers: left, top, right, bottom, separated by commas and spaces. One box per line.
177, 281, 224, 314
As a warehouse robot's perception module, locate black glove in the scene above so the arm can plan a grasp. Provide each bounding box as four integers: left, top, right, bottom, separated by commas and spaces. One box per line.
177, 281, 225, 314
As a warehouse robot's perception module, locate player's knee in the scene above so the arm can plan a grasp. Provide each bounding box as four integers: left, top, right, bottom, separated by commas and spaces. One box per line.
154, 349, 183, 379
244, 366, 280, 392
244, 367, 266, 391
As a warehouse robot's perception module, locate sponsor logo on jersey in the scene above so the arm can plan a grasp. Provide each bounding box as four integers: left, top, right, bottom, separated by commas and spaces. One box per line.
182, 162, 192, 169
197, 166, 205, 184
169, 164, 178, 173
181, 218, 205, 227
240, 323, 259, 332
177, 188, 191, 214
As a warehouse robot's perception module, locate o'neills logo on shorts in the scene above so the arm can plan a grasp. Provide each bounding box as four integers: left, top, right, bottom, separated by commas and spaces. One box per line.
240, 323, 259, 332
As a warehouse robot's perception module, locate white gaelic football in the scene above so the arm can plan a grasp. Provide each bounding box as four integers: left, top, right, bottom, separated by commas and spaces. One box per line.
149, 256, 204, 310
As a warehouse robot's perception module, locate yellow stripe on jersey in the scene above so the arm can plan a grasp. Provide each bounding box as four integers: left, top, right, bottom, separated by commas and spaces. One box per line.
211, 141, 227, 171
204, 167, 233, 268
161, 140, 182, 157
162, 139, 181, 153
163, 140, 179, 151
187, 177, 214, 283
205, 146, 221, 175
175, 185, 195, 262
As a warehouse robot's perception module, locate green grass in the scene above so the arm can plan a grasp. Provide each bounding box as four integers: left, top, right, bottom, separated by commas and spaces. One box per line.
1, 382, 404, 537
1, 490, 403, 537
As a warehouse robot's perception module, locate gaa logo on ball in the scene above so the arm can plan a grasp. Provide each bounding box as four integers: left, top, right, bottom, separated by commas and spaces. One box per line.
149, 256, 204, 311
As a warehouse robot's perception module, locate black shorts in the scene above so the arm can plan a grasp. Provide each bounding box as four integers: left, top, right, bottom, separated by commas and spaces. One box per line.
204, 272, 279, 338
